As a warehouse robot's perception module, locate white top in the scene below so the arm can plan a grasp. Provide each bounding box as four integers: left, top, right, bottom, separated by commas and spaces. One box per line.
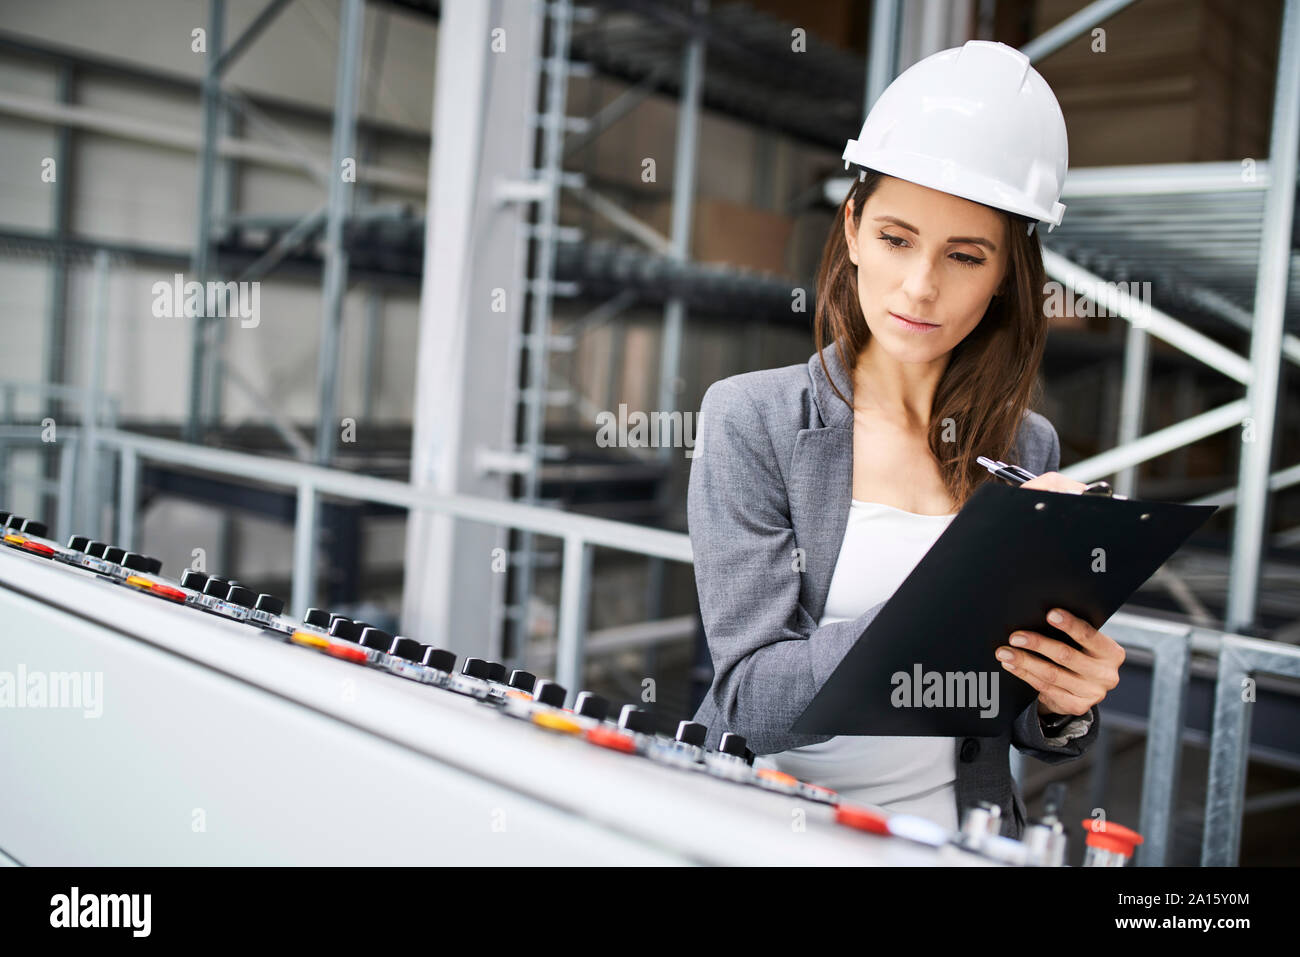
753, 499, 962, 830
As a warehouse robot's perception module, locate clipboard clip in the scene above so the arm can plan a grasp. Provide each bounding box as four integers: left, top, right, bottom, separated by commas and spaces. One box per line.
1082, 480, 1127, 500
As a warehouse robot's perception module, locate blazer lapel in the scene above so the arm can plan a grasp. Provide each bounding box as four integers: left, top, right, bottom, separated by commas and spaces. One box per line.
788, 345, 856, 622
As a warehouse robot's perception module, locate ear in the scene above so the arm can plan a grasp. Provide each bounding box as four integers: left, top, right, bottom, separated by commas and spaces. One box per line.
844, 198, 859, 265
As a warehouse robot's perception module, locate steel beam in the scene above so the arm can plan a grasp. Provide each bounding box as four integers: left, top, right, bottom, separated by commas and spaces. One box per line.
186, 0, 225, 443
215, 0, 294, 75
1227, 0, 1300, 633
1113, 323, 1149, 497
866, 0, 901, 116
314, 0, 365, 465
1019, 0, 1139, 63
402, 0, 542, 662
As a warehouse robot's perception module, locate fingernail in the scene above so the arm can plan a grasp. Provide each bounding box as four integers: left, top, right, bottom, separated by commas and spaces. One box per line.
995, 649, 1014, 661
1047, 610, 1064, 625
1009, 634, 1027, 646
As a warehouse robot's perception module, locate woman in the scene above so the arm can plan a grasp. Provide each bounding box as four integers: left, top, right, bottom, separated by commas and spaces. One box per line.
687, 41, 1124, 839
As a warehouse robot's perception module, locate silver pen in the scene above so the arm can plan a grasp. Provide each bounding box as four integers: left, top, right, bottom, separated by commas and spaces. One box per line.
977, 456, 1127, 499
977, 456, 1034, 485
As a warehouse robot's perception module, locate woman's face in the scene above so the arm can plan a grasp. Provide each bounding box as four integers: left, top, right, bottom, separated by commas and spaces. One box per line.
844, 175, 1009, 364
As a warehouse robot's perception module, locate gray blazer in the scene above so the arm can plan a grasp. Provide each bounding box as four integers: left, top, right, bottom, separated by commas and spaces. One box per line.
687, 345, 1100, 839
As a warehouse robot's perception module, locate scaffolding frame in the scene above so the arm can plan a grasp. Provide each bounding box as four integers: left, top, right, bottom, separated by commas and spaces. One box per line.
1, 0, 1298, 751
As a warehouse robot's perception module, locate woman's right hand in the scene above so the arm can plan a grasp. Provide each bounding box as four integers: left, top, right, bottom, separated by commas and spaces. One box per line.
1017, 471, 1087, 494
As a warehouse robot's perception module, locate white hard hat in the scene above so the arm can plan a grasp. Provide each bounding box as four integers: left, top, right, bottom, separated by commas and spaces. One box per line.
842, 40, 1068, 234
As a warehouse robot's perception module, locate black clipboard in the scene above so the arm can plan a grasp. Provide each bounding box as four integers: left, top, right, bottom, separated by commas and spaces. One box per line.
790, 483, 1217, 737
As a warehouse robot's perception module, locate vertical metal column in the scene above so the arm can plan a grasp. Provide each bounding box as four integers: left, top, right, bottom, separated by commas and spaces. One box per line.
117, 447, 138, 553
866, 0, 901, 115
291, 482, 318, 618
1226, 0, 1300, 633
510, 0, 577, 670
42, 64, 74, 525
646, 0, 706, 670
56, 437, 77, 542
1135, 632, 1190, 867
204, 102, 241, 429
654, 2, 705, 448
77, 251, 110, 538
1114, 323, 1149, 498
555, 534, 592, 698
314, 0, 365, 466
186, 0, 224, 444
402, 0, 542, 660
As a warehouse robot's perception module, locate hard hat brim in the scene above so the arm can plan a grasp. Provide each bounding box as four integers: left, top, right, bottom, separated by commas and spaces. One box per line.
843, 146, 1066, 229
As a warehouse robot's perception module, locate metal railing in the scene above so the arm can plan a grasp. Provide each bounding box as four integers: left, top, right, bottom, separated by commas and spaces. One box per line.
1203, 634, 1300, 865
96, 427, 689, 698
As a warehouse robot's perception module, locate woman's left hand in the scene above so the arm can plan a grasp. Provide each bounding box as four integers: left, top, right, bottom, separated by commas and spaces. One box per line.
996, 607, 1125, 717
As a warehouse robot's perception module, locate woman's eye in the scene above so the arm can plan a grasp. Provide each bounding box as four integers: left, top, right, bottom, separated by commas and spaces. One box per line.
879, 233, 985, 268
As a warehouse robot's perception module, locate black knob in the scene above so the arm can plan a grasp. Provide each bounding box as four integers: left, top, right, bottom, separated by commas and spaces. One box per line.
122, 553, 151, 572
103, 546, 126, 564
303, 607, 331, 629
719, 732, 748, 758
208, 575, 230, 585
67, 535, 90, 552
226, 585, 256, 608
5, 514, 24, 530
532, 680, 566, 708
202, 578, 229, 598
255, 594, 284, 616
508, 670, 537, 693
0, 511, 10, 526
358, 627, 392, 651
142, 556, 163, 574
484, 661, 507, 683
20, 519, 47, 538
180, 570, 207, 591
618, 705, 655, 735
675, 720, 707, 747
421, 647, 456, 672
389, 636, 423, 662
574, 691, 609, 721
329, 618, 362, 642
462, 657, 491, 680
85, 541, 108, 558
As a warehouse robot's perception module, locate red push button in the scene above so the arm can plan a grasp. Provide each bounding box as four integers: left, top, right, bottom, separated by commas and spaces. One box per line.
325, 643, 368, 664
21, 541, 55, 558
151, 583, 188, 602
835, 804, 890, 835
586, 726, 637, 753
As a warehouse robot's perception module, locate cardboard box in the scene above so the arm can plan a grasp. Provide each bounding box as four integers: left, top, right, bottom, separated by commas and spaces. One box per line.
643, 197, 796, 275
1028, 0, 1281, 165
742, 0, 868, 53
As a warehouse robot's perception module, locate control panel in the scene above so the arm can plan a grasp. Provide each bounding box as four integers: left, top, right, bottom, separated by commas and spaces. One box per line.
0, 509, 1140, 866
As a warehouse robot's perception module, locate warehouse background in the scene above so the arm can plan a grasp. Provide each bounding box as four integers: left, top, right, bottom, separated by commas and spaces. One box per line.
1, 0, 1296, 865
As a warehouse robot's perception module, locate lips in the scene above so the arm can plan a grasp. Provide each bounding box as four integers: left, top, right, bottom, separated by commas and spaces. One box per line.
891, 312, 938, 327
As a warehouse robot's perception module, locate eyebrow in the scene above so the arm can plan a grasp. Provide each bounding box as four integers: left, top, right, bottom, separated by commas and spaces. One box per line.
873, 215, 998, 253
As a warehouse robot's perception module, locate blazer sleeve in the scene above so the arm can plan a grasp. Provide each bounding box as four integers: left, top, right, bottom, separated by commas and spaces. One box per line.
688, 377, 889, 755
1010, 413, 1101, 761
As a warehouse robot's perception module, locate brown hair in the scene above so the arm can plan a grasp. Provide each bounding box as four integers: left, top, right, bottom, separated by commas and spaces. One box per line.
814, 167, 1049, 509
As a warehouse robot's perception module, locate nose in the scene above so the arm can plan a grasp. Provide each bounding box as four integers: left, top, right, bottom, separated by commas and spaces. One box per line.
901, 255, 940, 305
